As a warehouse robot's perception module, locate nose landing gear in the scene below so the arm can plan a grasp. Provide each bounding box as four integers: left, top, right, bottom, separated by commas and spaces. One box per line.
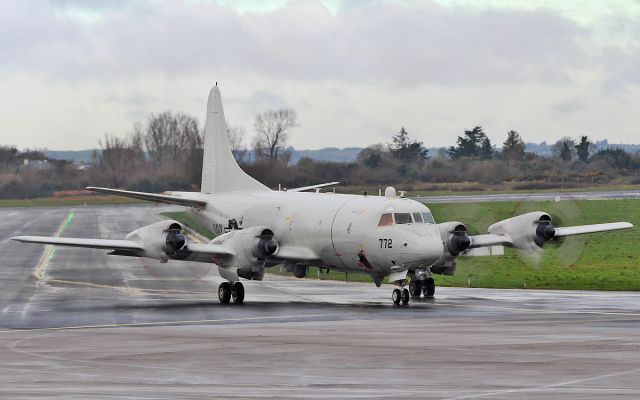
392, 287, 410, 305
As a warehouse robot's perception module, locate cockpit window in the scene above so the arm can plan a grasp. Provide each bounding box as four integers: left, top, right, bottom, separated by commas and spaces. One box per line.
378, 213, 393, 226
394, 213, 413, 224
421, 212, 435, 224
412, 213, 423, 223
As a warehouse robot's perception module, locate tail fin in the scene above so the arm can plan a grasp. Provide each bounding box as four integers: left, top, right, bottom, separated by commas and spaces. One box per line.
200, 85, 269, 194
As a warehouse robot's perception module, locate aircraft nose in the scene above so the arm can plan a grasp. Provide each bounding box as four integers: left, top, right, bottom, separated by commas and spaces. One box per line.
398, 229, 444, 265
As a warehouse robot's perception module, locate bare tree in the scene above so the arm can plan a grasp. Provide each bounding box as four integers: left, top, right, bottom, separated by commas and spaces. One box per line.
228, 126, 248, 163
142, 111, 202, 174
253, 109, 298, 162
98, 134, 142, 187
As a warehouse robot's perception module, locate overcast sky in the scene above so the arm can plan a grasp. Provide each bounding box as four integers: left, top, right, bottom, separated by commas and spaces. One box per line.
1, 0, 639, 151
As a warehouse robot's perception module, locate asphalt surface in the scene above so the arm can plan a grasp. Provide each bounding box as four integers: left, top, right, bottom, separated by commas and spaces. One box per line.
1, 205, 640, 399
413, 189, 640, 203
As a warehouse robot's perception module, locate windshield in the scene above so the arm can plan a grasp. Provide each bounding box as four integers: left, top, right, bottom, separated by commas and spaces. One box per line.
378, 213, 393, 226
394, 213, 413, 224
422, 212, 435, 224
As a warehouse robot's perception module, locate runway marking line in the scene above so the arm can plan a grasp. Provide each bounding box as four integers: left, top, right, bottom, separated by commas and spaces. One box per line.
0, 313, 332, 333
34, 210, 75, 281
430, 301, 640, 317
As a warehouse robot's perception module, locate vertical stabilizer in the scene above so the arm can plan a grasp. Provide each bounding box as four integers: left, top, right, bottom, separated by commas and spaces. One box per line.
200, 86, 269, 194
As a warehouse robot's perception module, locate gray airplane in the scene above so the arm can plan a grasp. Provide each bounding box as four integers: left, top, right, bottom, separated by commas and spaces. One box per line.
12, 86, 634, 305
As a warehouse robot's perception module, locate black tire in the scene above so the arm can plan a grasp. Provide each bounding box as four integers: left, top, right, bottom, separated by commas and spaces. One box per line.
392, 288, 401, 305
423, 278, 436, 298
232, 281, 245, 304
401, 288, 410, 305
218, 282, 231, 304
409, 280, 423, 298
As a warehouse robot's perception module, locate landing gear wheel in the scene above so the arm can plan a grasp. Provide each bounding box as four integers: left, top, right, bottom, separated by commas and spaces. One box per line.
409, 280, 423, 298
401, 288, 410, 305
232, 282, 245, 304
392, 288, 402, 305
423, 278, 436, 298
218, 282, 231, 304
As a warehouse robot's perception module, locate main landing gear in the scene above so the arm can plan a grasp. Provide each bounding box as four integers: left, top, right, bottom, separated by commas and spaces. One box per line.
408, 277, 436, 298
218, 281, 245, 304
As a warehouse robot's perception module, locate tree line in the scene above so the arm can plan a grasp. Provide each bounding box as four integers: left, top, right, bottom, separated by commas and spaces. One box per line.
1, 110, 639, 199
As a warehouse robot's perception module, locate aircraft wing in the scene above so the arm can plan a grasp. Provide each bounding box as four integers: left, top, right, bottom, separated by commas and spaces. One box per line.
12, 236, 144, 251
86, 187, 207, 208
468, 222, 633, 249
469, 234, 511, 248
11, 236, 235, 262
273, 246, 320, 261
554, 222, 633, 237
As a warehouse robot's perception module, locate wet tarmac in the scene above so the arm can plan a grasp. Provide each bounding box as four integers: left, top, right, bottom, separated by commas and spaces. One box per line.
1, 205, 639, 399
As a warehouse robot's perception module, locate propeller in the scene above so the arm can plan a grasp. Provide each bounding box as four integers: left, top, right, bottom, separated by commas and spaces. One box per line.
534, 215, 556, 247
447, 224, 471, 256
256, 229, 278, 260
165, 227, 187, 256
514, 198, 586, 269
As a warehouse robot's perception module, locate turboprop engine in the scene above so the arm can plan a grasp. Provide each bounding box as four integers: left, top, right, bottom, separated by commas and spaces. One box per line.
431, 221, 472, 275
122, 220, 188, 263
488, 211, 556, 250
210, 226, 278, 280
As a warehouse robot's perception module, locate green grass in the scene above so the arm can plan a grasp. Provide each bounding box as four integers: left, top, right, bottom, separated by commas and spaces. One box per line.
0, 195, 143, 207
428, 199, 640, 290
161, 211, 216, 240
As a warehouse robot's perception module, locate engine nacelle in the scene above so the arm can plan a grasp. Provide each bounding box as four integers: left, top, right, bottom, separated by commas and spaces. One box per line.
124, 220, 188, 263
430, 222, 471, 276
436, 221, 472, 257
488, 211, 556, 250
209, 226, 278, 280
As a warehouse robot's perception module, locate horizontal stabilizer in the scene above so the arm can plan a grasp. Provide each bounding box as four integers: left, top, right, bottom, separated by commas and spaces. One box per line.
86, 187, 207, 208
289, 182, 340, 192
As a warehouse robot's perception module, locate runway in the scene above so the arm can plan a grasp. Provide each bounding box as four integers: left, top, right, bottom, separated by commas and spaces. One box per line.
1, 205, 640, 399
413, 189, 640, 203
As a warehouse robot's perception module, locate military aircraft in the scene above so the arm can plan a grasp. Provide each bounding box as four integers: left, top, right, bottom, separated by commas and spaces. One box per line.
12, 86, 634, 305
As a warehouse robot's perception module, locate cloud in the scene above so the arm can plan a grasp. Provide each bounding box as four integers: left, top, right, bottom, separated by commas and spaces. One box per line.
0, 0, 592, 86
1, 0, 640, 151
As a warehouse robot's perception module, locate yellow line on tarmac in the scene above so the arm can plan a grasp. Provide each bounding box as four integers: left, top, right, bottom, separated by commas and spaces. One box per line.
34, 210, 75, 281
42, 277, 213, 294
0, 313, 332, 333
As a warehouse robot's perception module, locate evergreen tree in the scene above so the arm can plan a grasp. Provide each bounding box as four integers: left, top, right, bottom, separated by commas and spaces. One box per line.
448, 126, 487, 158
502, 130, 525, 160
389, 127, 429, 161
575, 136, 593, 163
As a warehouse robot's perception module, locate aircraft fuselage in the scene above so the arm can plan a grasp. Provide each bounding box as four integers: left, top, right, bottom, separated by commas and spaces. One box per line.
175, 190, 444, 278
